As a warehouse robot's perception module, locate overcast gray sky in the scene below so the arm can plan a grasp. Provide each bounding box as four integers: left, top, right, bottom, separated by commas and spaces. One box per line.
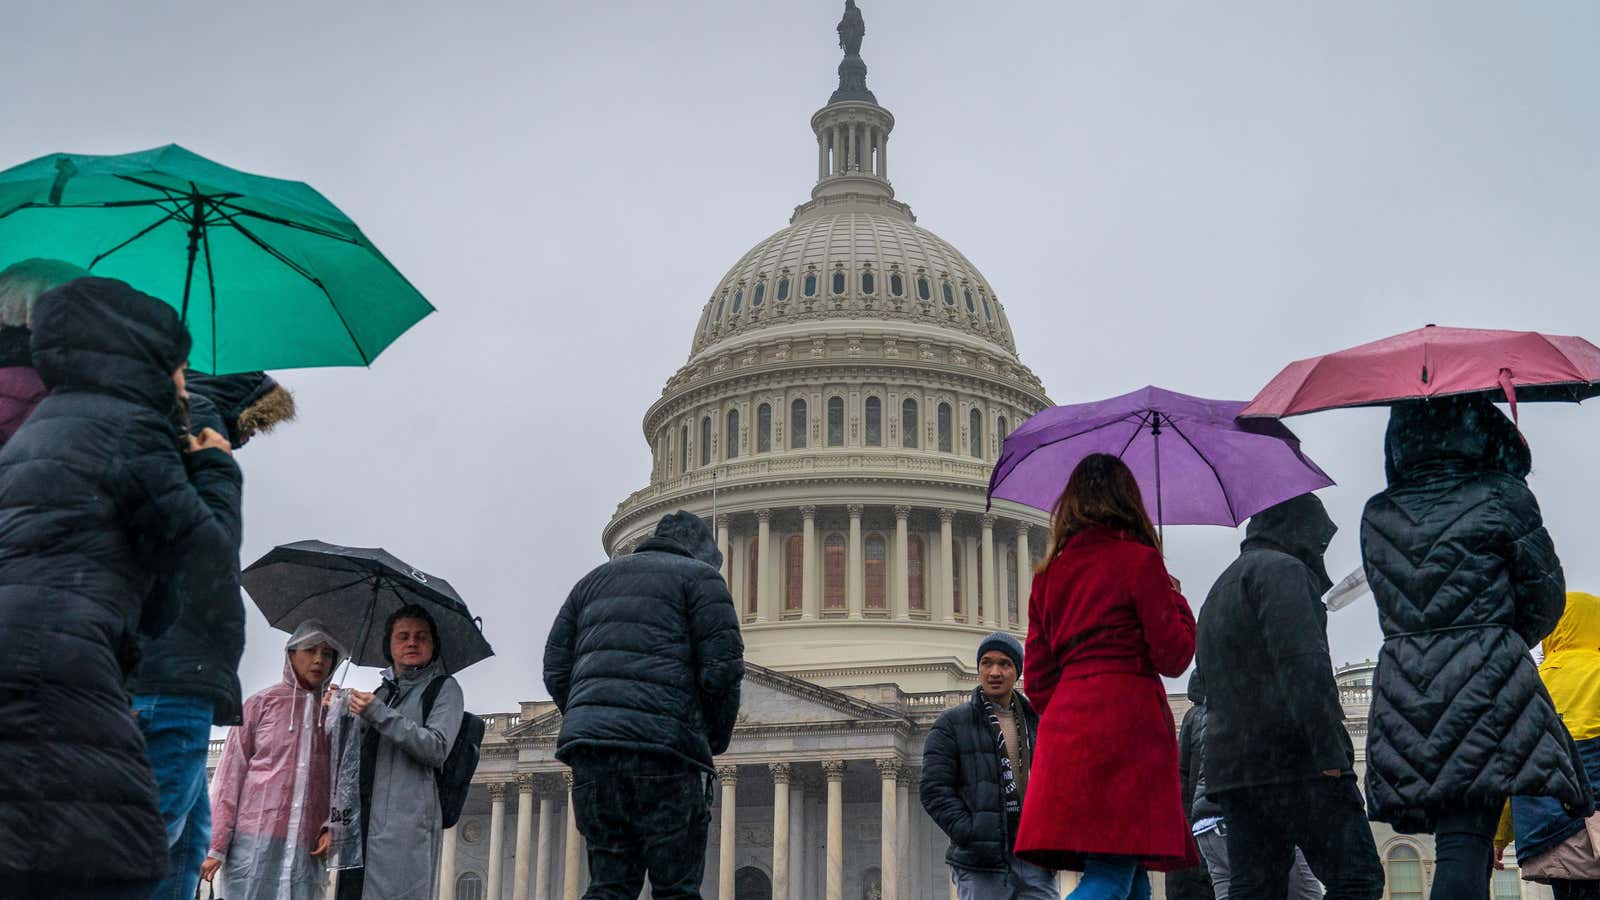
4, 1, 1597, 715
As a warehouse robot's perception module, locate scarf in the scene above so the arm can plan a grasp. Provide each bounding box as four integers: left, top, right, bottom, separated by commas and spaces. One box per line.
983, 693, 1028, 819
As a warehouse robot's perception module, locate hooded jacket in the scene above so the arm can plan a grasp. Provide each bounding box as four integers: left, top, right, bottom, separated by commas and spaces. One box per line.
543, 511, 745, 774
921, 687, 1041, 872
1178, 669, 1223, 822
0, 277, 243, 882
1362, 397, 1591, 833
209, 622, 344, 900
1196, 492, 1353, 794
129, 372, 294, 725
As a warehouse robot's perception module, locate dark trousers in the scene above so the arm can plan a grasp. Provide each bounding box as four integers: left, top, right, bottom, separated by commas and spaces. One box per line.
1432, 806, 1502, 900
570, 751, 713, 900
1552, 881, 1600, 900
1216, 777, 1384, 900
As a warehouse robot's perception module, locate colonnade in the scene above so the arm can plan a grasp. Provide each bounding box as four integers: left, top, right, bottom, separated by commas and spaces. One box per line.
436, 774, 582, 900
817, 118, 888, 180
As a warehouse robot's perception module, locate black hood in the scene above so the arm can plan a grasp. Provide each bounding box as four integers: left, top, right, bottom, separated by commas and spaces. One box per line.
637, 510, 722, 570
1243, 492, 1337, 594
184, 370, 280, 447
0, 326, 31, 369
1384, 395, 1530, 486
30, 277, 190, 413
1187, 667, 1206, 705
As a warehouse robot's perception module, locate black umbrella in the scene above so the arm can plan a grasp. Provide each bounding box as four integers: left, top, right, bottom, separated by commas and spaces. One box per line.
243, 540, 493, 674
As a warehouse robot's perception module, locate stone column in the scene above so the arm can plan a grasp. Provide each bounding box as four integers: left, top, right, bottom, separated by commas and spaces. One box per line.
486, 782, 508, 900
717, 521, 731, 583
846, 122, 857, 171
877, 760, 899, 900
1014, 523, 1032, 631
755, 509, 772, 623
832, 124, 844, 174
896, 769, 911, 900
847, 504, 864, 617
817, 133, 828, 181
788, 778, 807, 900
770, 764, 791, 900
879, 131, 888, 178
893, 505, 911, 620
438, 825, 457, 900
718, 766, 739, 900
801, 505, 819, 620
938, 509, 956, 623
562, 773, 582, 900
534, 784, 557, 900
513, 776, 536, 900
979, 514, 998, 628
823, 760, 847, 900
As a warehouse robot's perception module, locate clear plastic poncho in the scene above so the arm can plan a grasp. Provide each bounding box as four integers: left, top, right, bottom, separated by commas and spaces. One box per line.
209, 621, 347, 900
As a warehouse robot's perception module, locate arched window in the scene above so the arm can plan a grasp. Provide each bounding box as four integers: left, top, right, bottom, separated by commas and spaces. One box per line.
865, 534, 887, 610
1006, 547, 1019, 627
776, 276, 790, 302
952, 550, 964, 617
757, 403, 772, 453
455, 872, 484, 900
832, 270, 846, 295
784, 535, 803, 612
700, 416, 712, 466
964, 288, 975, 313
937, 403, 952, 452
725, 409, 739, 459
823, 534, 846, 609
909, 536, 926, 611
917, 276, 932, 301
803, 273, 818, 297
1385, 845, 1423, 900
864, 396, 882, 446
745, 540, 760, 616
827, 397, 845, 447
942, 282, 955, 306
890, 272, 904, 297
714, 296, 726, 321
1492, 869, 1523, 900
969, 408, 983, 457
902, 398, 919, 449
998, 415, 1010, 450
680, 425, 689, 473
981, 295, 992, 320
861, 270, 875, 295
731, 288, 743, 316
790, 399, 808, 449
752, 281, 765, 307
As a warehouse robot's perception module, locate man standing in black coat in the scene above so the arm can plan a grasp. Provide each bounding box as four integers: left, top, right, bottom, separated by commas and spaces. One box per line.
0, 277, 242, 898
921, 632, 1056, 899
1195, 493, 1382, 900
544, 510, 744, 900
127, 371, 293, 900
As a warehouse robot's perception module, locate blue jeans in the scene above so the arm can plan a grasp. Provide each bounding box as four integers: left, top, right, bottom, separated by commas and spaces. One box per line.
133, 694, 214, 900
1067, 855, 1151, 900
951, 849, 1059, 900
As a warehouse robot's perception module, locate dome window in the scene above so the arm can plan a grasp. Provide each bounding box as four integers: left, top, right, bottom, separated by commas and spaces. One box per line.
757, 403, 772, 452
942, 283, 955, 306
776, 277, 791, 302
865, 396, 882, 446
917, 276, 931, 301
981, 295, 992, 320
831, 270, 846, 295
861, 271, 875, 295
803, 273, 818, 297
938, 402, 952, 452
827, 396, 844, 446
714, 297, 726, 322
964, 288, 975, 313
889, 272, 904, 297
790, 399, 808, 448
700, 416, 712, 467
902, 398, 919, 449
752, 281, 765, 307
969, 408, 983, 457
725, 408, 740, 459
731, 288, 743, 316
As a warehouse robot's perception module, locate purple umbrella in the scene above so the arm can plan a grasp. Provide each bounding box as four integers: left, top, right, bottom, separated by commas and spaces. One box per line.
988, 386, 1333, 536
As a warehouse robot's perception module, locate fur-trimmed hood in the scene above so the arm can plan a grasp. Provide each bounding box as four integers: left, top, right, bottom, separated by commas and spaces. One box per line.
185, 370, 295, 448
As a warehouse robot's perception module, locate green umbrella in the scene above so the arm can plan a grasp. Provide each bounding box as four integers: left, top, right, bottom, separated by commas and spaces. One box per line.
0, 144, 433, 373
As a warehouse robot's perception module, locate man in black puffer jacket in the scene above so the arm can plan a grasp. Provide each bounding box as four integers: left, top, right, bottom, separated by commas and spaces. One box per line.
544, 510, 744, 900
1362, 396, 1592, 900
0, 277, 242, 898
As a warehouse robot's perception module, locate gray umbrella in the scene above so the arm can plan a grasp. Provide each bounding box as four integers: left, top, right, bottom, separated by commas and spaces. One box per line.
242, 539, 493, 673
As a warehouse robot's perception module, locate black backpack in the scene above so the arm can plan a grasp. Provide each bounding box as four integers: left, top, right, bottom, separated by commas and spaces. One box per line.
362, 676, 484, 829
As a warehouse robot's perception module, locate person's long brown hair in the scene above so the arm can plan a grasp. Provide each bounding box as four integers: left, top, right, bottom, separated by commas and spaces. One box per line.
1038, 452, 1161, 571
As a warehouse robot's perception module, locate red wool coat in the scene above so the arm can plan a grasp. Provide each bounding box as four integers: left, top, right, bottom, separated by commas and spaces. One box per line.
1014, 527, 1199, 873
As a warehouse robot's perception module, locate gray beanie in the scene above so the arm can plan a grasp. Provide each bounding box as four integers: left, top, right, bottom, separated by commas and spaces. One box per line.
977, 631, 1024, 675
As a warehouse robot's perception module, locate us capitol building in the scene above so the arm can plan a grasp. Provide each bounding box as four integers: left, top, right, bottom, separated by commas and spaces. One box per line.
211, 5, 1549, 899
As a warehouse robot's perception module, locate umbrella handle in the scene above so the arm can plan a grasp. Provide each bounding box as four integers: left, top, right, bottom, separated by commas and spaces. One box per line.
333, 580, 380, 687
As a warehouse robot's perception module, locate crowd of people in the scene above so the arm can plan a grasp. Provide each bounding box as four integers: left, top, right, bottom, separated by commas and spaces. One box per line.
0, 264, 470, 900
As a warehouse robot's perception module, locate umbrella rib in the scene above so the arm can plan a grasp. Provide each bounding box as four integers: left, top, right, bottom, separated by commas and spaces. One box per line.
201, 214, 219, 370
1115, 411, 1154, 458
210, 206, 373, 365
87, 209, 184, 270
1160, 417, 1239, 525
219, 201, 365, 246
259, 573, 376, 627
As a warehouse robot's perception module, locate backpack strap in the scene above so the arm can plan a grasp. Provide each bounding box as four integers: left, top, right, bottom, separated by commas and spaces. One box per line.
421, 674, 446, 723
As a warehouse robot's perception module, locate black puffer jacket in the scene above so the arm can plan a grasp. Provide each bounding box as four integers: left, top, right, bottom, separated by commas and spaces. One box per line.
1179, 669, 1222, 822
1196, 493, 1353, 794
921, 688, 1041, 872
127, 373, 282, 725
0, 277, 243, 882
544, 511, 744, 774
1362, 396, 1591, 833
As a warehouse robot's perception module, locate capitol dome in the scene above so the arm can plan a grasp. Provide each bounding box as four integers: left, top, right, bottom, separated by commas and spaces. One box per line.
604, 5, 1051, 694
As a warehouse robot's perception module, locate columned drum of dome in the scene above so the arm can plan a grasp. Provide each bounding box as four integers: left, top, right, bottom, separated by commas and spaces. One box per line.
602, 1, 1052, 694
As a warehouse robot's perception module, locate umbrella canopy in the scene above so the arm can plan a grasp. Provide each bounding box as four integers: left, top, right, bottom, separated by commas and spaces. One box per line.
0, 144, 433, 373
1240, 324, 1600, 421
243, 540, 492, 673
988, 386, 1334, 530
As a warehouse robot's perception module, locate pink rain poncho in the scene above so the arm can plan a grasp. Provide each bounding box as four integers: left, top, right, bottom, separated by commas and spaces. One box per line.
209, 621, 346, 900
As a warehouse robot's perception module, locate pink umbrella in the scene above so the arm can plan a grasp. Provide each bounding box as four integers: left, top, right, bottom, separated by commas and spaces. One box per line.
1240, 325, 1600, 422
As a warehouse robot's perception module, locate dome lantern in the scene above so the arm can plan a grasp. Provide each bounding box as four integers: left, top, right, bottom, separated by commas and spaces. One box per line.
810, 1, 896, 204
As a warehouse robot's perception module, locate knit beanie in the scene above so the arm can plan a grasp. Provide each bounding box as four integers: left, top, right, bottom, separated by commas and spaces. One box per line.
977, 631, 1024, 675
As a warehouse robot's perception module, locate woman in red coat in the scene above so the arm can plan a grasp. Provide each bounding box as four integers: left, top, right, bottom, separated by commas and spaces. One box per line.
1014, 453, 1199, 899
